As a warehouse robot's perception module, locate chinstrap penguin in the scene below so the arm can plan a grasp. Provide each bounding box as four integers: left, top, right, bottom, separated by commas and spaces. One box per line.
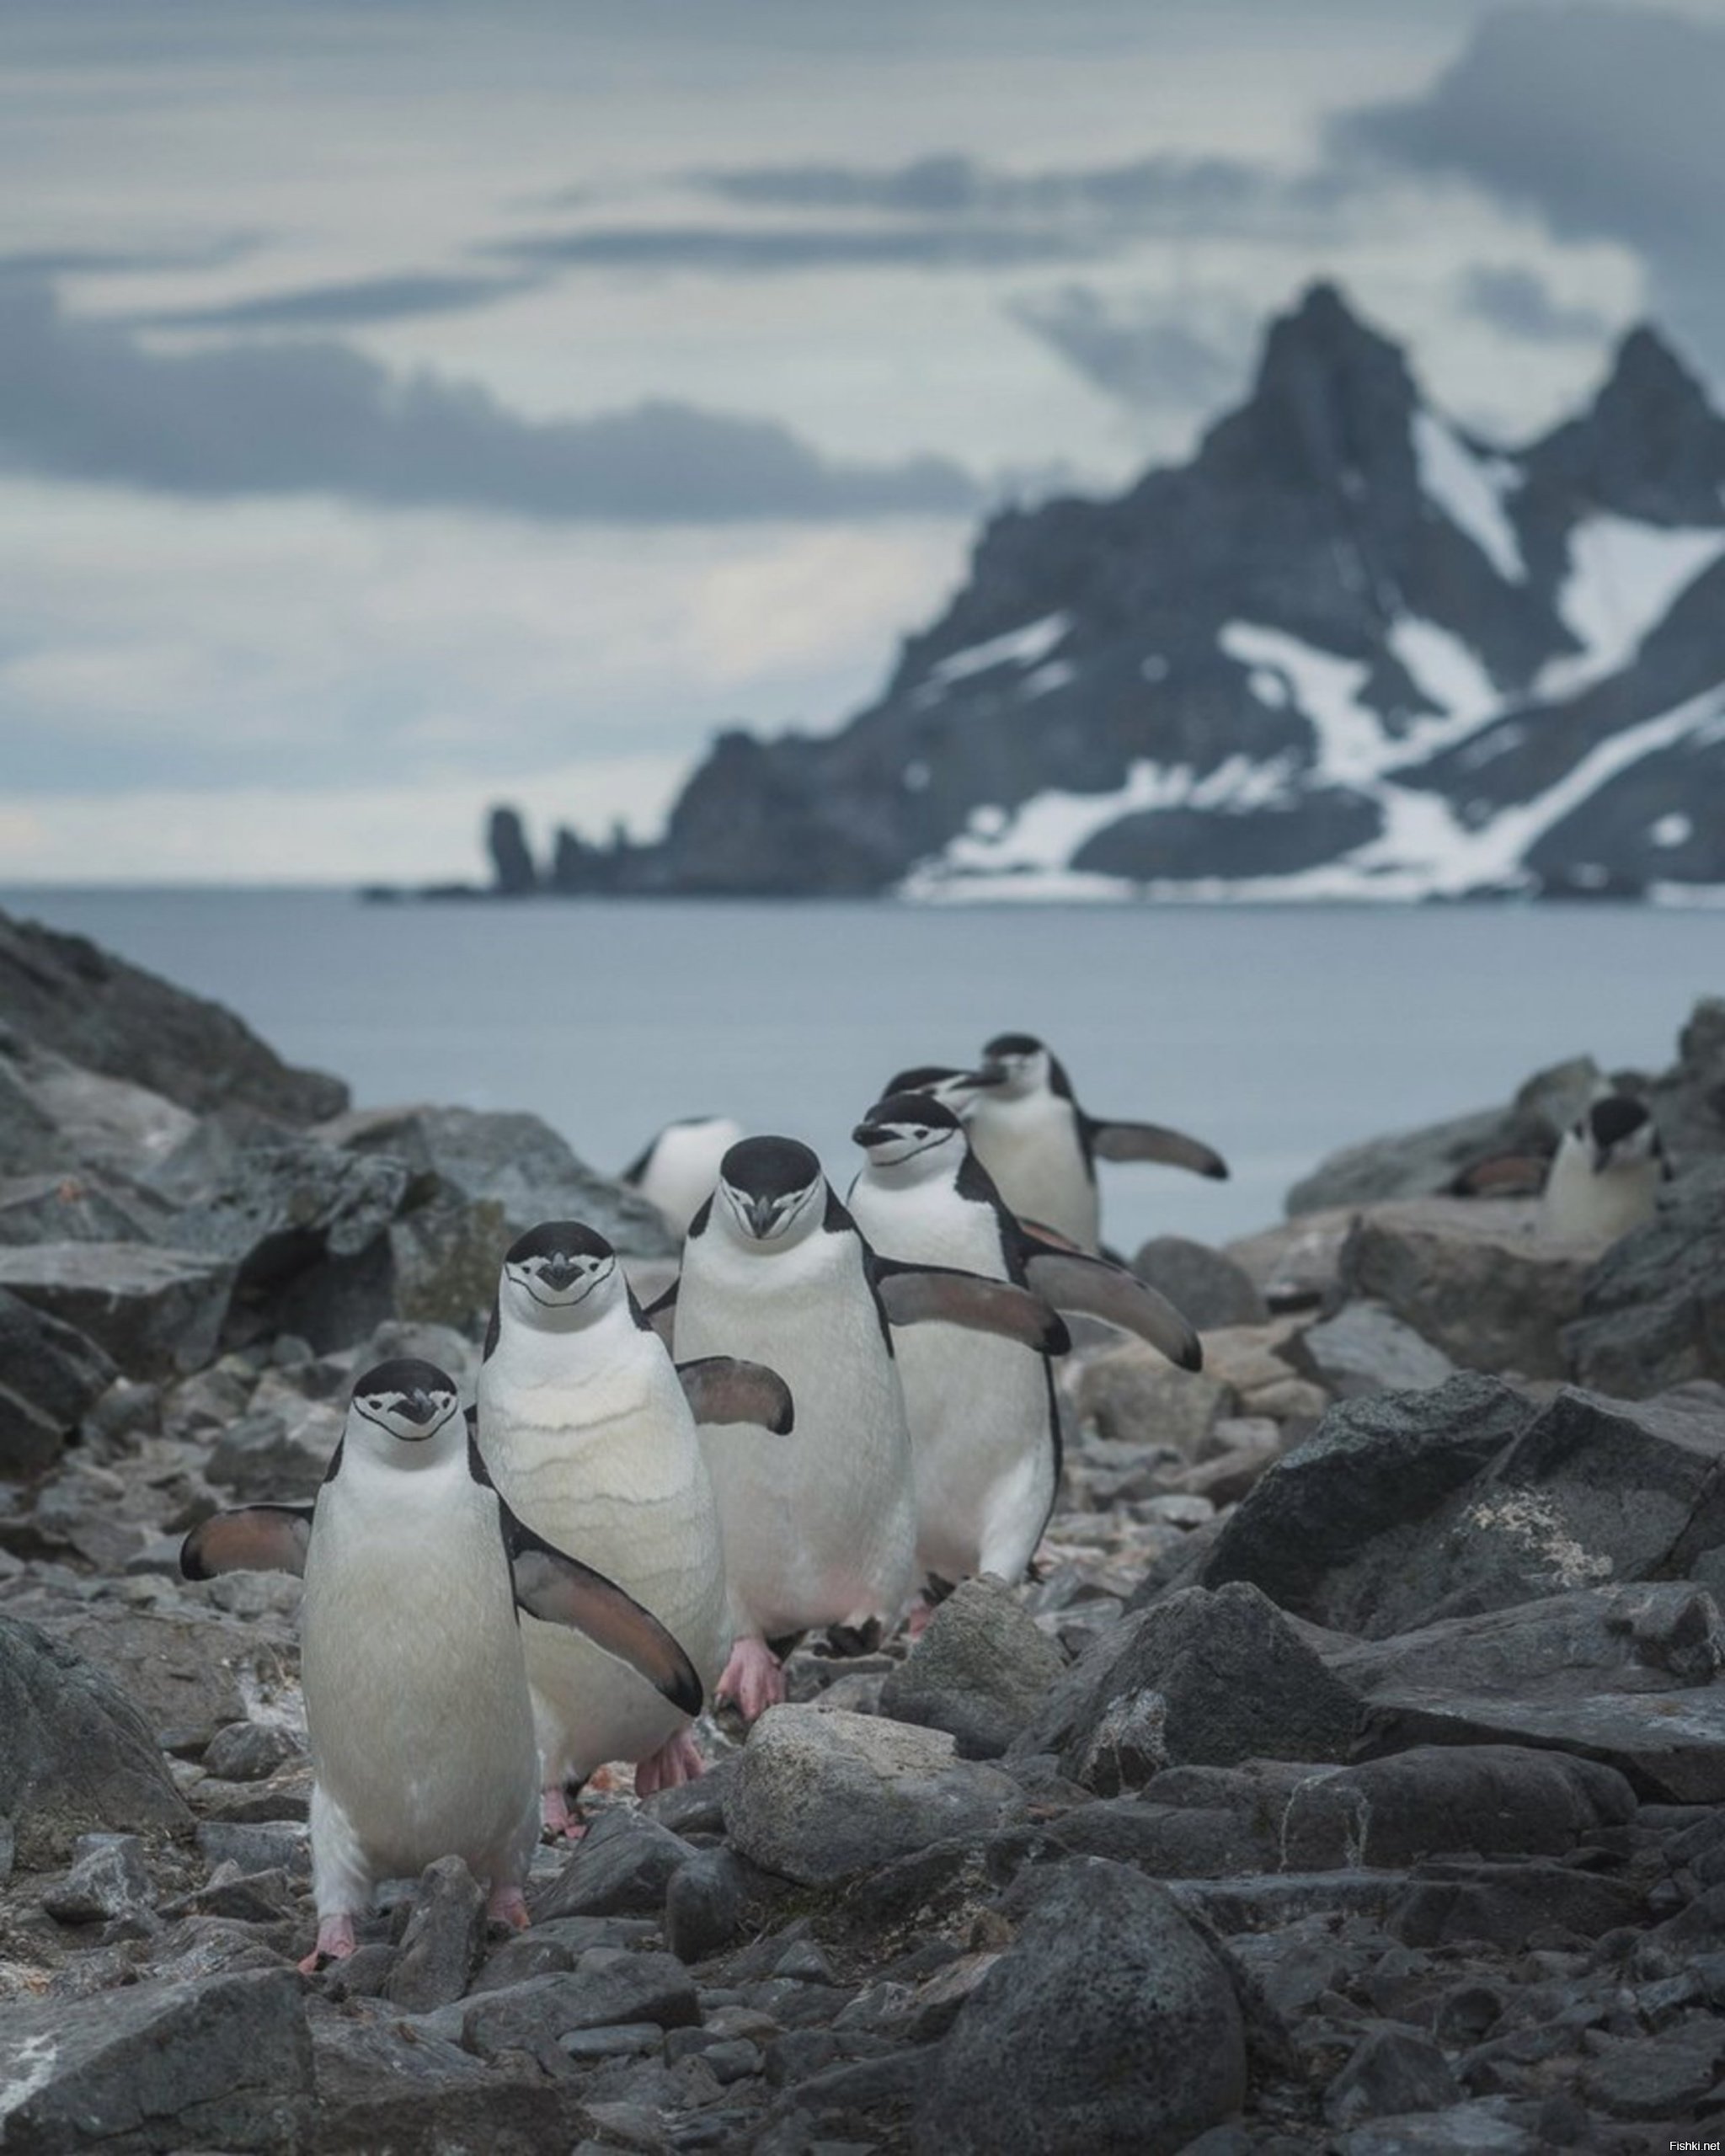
965, 1031, 1229, 1253
1541, 1094, 1669, 1243
181, 1357, 698, 1969
475, 1221, 790, 1835
658, 1135, 1068, 1718
622, 1116, 748, 1238
849, 1093, 1201, 1596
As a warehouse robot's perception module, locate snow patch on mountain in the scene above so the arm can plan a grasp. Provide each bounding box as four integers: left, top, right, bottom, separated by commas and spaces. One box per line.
1535, 516, 1725, 699
913, 612, 1071, 705
1411, 411, 1526, 581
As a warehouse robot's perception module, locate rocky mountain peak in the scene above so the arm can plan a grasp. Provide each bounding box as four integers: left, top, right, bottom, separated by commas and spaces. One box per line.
1523, 322, 1725, 526
1192, 280, 1423, 500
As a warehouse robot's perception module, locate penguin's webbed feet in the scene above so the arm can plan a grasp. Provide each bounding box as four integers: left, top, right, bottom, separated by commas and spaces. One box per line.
541, 1784, 586, 1841
715, 1636, 785, 1723
298, 1913, 357, 1973
486, 1882, 531, 1931
633, 1728, 705, 1796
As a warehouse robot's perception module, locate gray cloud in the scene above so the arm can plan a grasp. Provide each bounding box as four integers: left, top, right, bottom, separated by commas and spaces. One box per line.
695, 152, 1362, 238
485, 221, 1097, 275
1007, 285, 1254, 412
130, 269, 544, 333
0, 234, 262, 280
1455, 263, 1610, 344
1334, 3, 1725, 365
0, 279, 979, 521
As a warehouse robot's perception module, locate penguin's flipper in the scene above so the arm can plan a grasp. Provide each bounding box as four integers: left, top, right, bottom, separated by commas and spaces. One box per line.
676, 1356, 794, 1434
503, 1509, 704, 1716
1085, 1116, 1230, 1181
1020, 1248, 1204, 1371
873, 1258, 1071, 1356
180, 1505, 314, 1580
641, 1277, 679, 1348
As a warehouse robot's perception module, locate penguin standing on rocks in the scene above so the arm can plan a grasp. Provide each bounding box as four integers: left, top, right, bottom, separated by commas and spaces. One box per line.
849, 1093, 1201, 1596
965, 1032, 1229, 1253
1541, 1094, 1669, 1242
657, 1136, 1069, 1719
475, 1222, 791, 1834
181, 1358, 698, 1970
622, 1116, 747, 1237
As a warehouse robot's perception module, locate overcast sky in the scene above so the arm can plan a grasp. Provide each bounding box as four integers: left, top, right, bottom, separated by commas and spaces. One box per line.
3, 0, 1721, 883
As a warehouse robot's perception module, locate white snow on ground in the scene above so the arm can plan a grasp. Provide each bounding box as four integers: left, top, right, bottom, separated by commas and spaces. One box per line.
1534, 516, 1725, 700
1412, 411, 1526, 582
913, 612, 1071, 705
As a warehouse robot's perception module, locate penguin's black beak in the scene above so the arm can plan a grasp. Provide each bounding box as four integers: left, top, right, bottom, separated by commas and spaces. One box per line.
542, 1254, 578, 1290
852, 1122, 889, 1148
970, 1061, 1008, 1089
746, 1195, 777, 1238
398, 1389, 437, 1426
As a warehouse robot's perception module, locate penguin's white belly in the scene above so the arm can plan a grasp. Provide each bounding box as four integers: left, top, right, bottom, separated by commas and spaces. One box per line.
970, 1105, 1098, 1251
1541, 1144, 1660, 1244
850, 1185, 1055, 1584
479, 1373, 730, 1781
675, 1251, 916, 1637
302, 1502, 537, 1886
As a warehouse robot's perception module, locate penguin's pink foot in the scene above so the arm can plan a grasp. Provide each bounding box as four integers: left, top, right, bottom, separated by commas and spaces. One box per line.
541, 1785, 585, 1841
487, 1883, 531, 1931
716, 1636, 785, 1723
905, 1598, 935, 1640
634, 1729, 705, 1796
298, 1913, 355, 1973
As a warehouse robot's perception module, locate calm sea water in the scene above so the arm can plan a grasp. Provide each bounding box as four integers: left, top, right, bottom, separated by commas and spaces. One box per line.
3, 888, 1717, 1253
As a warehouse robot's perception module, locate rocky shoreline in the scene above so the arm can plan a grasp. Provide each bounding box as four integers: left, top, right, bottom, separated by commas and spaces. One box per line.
2, 901, 1723, 2153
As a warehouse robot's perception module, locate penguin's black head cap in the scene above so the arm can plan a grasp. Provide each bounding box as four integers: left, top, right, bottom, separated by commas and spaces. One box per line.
504, 1219, 617, 1303
350, 1357, 459, 1440
1580, 1094, 1657, 1171
853, 1094, 963, 1155
719, 1137, 824, 1241
981, 1032, 1066, 1099
984, 1032, 1045, 1059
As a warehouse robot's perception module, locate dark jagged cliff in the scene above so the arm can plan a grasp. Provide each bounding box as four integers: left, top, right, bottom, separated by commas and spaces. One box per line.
506, 283, 1725, 900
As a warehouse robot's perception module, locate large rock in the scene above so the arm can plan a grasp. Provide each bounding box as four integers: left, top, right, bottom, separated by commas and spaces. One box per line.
724, 1705, 1027, 1884
1130, 1236, 1268, 1329
1288, 1300, 1455, 1401
1563, 1161, 1725, 1396
879, 1576, 1066, 1758
384, 1856, 488, 2011
912, 1859, 1246, 2155
309, 2006, 579, 2155
161, 1138, 409, 1353
1324, 1582, 1725, 1802
0, 1616, 190, 1865
1336, 1198, 1594, 1377
13, 1594, 301, 1737
1074, 1341, 1233, 1454
1644, 994, 1725, 1166
0, 905, 346, 1122
321, 1102, 672, 1323
1199, 1374, 1535, 1633
1214, 1380, 1725, 1641
1012, 1581, 1362, 1789
0, 1285, 116, 1477
0, 1169, 172, 1246
206, 1396, 346, 1503
4, 1037, 202, 1179
0, 1968, 312, 2152
1225, 1208, 1357, 1313
0, 1241, 236, 1380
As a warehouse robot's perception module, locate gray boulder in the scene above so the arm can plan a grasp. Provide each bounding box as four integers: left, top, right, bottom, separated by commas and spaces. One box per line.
321, 1101, 672, 1325
309, 2007, 579, 2155
1199, 1374, 1534, 1632
879, 1576, 1066, 1758
0, 1614, 190, 1865
1288, 1301, 1455, 1401
531, 1806, 695, 1919
724, 1705, 1027, 1885
0, 1241, 236, 1380
0, 1967, 312, 2152
1073, 1340, 1233, 1454
1644, 993, 1725, 1166
1335, 1198, 1593, 1377
1224, 1208, 1358, 1313
385, 1855, 488, 2012
1563, 1161, 1725, 1396
912, 1859, 1246, 2155
0, 904, 346, 1122
0, 1285, 116, 1477
0, 1167, 172, 1246
1012, 1581, 1363, 1790
1130, 1236, 1268, 1329
457, 1952, 700, 2063
206, 1396, 345, 1503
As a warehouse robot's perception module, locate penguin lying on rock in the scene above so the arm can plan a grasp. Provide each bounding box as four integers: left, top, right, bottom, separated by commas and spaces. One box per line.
181, 1357, 700, 1970
650, 1136, 1070, 1720
965, 1032, 1229, 1254
475, 1221, 791, 1836
850, 1092, 1201, 1600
